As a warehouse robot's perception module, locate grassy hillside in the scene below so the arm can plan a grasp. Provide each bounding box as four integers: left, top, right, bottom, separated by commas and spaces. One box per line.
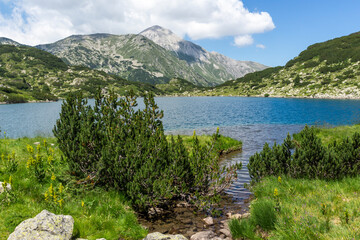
198, 32, 360, 98
155, 78, 203, 95
0, 45, 163, 103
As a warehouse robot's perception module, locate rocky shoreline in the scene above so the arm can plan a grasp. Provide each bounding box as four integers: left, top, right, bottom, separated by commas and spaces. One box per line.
7, 208, 252, 240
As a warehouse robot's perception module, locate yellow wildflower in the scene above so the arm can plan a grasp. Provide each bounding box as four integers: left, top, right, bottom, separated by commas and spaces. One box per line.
26, 144, 34, 154
278, 176, 282, 184
48, 183, 54, 196
47, 156, 53, 164
44, 192, 49, 201
81, 201, 85, 208
59, 183, 63, 194
53, 192, 57, 202
274, 188, 279, 197
58, 199, 64, 208
51, 173, 56, 181
48, 147, 54, 155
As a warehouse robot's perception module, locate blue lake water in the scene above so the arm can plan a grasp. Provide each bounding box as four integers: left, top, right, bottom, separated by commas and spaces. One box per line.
1, 96, 360, 202
1, 97, 360, 138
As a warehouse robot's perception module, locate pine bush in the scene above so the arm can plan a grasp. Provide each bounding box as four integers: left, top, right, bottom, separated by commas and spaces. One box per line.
248, 125, 360, 181
54, 91, 241, 212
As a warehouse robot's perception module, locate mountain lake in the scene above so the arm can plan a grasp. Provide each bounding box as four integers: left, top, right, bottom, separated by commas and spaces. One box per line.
1, 96, 360, 235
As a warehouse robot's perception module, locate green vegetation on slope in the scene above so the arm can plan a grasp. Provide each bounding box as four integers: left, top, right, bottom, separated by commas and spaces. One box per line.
199, 32, 360, 98
156, 78, 203, 95
0, 44, 163, 103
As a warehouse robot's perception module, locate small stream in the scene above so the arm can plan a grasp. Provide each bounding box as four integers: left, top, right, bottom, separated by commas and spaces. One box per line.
140, 124, 305, 237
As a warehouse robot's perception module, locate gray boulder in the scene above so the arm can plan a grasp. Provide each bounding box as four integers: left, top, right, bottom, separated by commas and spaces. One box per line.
8, 210, 74, 240
143, 232, 188, 240
190, 231, 221, 240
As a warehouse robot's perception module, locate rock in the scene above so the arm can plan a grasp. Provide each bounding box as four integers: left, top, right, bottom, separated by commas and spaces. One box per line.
0, 182, 11, 193
190, 230, 216, 240
229, 212, 250, 219
220, 229, 231, 237
8, 210, 74, 240
229, 213, 242, 219
143, 232, 188, 240
202, 216, 214, 225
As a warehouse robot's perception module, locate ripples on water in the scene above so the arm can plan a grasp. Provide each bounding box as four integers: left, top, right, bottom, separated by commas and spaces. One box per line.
167, 124, 305, 203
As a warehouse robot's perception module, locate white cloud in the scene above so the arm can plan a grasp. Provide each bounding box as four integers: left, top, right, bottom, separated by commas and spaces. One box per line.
234, 35, 253, 47
0, 0, 275, 46
256, 44, 266, 49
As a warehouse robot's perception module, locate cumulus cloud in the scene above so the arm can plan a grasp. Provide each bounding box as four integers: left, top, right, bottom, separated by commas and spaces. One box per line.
234, 35, 253, 47
0, 0, 275, 46
256, 44, 266, 49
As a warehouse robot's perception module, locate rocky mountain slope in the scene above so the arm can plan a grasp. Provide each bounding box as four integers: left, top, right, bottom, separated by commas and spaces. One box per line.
140, 25, 267, 82
0, 37, 21, 46
197, 32, 360, 98
0, 45, 161, 103
36, 26, 267, 86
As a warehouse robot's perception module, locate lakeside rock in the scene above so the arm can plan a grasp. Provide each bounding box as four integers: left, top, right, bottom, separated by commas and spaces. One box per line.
190, 230, 221, 240
143, 232, 188, 240
8, 210, 74, 240
202, 216, 214, 225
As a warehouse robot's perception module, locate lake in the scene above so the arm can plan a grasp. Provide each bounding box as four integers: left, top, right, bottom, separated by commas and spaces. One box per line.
1, 97, 360, 138
1, 96, 360, 201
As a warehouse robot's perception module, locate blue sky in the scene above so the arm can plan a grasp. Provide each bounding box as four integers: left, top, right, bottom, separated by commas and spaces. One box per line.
192, 0, 360, 66
0, 0, 359, 67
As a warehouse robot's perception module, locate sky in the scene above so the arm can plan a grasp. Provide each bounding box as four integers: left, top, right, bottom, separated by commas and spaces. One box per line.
0, 0, 359, 67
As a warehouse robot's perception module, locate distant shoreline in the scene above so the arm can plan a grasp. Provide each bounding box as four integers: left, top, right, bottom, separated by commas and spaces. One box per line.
1, 94, 360, 105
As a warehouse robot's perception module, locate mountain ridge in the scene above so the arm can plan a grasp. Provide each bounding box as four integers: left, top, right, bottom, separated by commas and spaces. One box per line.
189, 31, 360, 98
34, 26, 267, 86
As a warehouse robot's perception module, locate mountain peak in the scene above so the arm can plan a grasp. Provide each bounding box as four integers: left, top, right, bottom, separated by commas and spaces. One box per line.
140, 25, 175, 36
140, 25, 183, 52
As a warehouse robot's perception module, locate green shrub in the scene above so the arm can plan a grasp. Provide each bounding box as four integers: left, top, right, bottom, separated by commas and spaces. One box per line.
248, 126, 360, 181
251, 199, 277, 231
54, 91, 241, 213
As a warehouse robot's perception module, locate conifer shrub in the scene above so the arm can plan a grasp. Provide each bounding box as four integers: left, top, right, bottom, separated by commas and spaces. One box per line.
248, 125, 360, 181
54, 91, 241, 213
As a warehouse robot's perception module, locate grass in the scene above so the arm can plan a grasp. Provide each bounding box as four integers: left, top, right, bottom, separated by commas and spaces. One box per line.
170, 134, 242, 155
0, 136, 147, 240
0, 133, 241, 240
251, 176, 360, 239
314, 124, 360, 146
231, 124, 360, 239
